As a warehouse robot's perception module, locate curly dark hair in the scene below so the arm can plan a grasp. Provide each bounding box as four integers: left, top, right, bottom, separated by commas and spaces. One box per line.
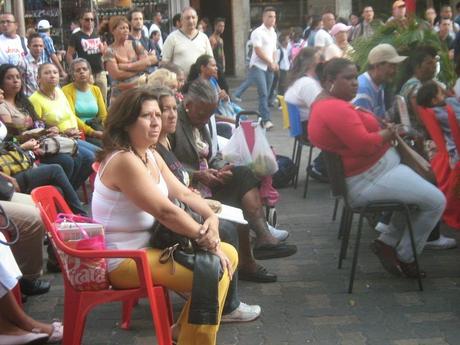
97, 88, 158, 162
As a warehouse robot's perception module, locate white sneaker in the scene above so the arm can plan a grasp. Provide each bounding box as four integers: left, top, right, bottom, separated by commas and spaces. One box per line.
233, 96, 242, 102
268, 223, 289, 241
221, 302, 261, 323
264, 120, 274, 130
375, 222, 391, 233
425, 234, 457, 250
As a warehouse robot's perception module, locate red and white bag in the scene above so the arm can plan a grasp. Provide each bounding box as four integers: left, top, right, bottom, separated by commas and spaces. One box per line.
55, 214, 109, 291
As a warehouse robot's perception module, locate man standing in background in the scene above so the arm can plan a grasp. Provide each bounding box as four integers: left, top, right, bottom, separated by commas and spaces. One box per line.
209, 17, 228, 92
233, 7, 278, 130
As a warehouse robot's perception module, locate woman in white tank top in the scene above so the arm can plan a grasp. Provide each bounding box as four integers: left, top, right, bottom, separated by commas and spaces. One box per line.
92, 88, 237, 345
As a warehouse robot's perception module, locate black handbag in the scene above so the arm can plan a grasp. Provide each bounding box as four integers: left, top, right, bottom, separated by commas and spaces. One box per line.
149, 199, 223, 325
0, 204, 19, 246
0, 174, 15, 201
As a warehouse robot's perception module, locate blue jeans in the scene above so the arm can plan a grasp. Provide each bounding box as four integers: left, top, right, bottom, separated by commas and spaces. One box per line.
234, 66, 274, 122
14, 164, 86, 215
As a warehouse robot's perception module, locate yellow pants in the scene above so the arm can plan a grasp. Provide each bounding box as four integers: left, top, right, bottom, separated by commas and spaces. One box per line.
109, 243, 238, 345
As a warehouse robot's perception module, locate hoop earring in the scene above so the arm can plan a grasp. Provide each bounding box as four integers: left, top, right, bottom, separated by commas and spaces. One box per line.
329, 83, 335, 93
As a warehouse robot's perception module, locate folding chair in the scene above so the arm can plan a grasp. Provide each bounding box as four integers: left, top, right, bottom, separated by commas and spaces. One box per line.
323, 152, 423, 293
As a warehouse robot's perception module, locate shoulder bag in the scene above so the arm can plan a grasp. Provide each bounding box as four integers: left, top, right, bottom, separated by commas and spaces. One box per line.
38, 136, 78, 157
0, 141, 34, 176
150, 199, 223, 325
395, 133, 436, 183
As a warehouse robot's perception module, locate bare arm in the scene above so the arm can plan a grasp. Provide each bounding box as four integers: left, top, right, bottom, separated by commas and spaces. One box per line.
65, 46, 76, 67
50, 53, 67, 77
102, 151, 208, 239
105, 60, 139, 81
254, 46, 277, 70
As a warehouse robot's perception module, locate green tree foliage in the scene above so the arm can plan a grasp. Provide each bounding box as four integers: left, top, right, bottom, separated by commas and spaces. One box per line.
352, 17, 455, 88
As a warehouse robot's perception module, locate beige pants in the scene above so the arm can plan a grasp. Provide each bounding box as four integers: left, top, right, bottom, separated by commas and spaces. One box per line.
0, 193, 45, 280
93, 71, 108, 105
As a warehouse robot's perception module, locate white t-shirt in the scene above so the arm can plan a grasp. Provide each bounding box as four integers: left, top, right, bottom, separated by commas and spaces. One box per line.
314, 29, 333, 48
284, 76, 322, 121
162, 30, 213, 75
148, 23, 163, 49
0, 34, 28, 70
249, 24, 277, 71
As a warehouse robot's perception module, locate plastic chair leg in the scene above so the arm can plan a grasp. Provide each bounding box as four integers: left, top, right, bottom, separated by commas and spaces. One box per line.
403, 206, 423, 291
348, 212, 364, 293
302, 145, 314, 198
291, 138, 298, 161
342, 211, 354, 260
332, 198, 340, 221
63, 291, 87, 345
121, 299, 137, 330
147, 287, 173, 345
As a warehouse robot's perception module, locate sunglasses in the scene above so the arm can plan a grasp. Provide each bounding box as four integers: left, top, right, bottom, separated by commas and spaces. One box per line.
83, 18, 95, 22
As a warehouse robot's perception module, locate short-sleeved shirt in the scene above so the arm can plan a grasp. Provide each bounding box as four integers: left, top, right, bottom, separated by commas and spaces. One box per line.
249, 24, 277, 71
23, 54, 44, 97
0, 34, 28, 71
162, 30, 213, 75
39, 32, 56, 63
29, 88, 78, 132
69, 31, 103, 74
284, 76, 322, 121
313, 29, 333, 48
353, 72, 386, 118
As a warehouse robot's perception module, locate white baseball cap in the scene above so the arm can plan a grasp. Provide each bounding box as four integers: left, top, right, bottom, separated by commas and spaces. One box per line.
37, 20, 52, 30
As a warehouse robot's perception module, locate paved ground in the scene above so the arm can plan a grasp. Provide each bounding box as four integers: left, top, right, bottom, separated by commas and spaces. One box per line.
25, 79, 460, 345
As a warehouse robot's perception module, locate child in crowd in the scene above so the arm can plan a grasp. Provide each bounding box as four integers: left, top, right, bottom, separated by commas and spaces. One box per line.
416, 80, 460, 164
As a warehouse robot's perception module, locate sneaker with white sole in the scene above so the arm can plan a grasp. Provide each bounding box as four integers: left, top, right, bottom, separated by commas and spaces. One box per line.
425, 234, 457, 250
264, 120, 274, 130
268, 223, 289, 241
221, 302, 261, 323
233, 96, 242, 102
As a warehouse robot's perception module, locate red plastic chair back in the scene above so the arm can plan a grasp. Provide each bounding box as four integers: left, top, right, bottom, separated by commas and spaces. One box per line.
417, 106, 451, 190
31, 186, 173, 345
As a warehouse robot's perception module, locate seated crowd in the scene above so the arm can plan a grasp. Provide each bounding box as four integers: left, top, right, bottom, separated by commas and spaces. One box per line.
1, 2, 460, 345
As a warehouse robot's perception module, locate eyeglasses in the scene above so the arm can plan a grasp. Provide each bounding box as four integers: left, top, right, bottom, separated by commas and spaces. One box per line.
0, 20, 15, 24
83, 18, 95, 22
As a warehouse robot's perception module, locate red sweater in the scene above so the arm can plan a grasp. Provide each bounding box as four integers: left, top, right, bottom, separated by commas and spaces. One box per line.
308, 98, 390, 177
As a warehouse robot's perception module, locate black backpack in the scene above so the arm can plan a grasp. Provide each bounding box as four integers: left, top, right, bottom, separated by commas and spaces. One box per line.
272, 155, 296, 189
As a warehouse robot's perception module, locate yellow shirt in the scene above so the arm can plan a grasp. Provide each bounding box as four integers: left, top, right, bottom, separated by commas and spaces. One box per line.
29, 88, 79, 133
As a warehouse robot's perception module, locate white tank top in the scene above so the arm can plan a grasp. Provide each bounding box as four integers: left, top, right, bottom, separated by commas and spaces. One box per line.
92, 149, 168, 271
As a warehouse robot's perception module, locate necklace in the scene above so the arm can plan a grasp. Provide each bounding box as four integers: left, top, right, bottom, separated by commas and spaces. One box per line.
39, 88, 55, 100
131, 148, 151, 175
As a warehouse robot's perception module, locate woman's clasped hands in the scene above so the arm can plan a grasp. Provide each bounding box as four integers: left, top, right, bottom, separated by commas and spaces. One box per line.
195, 214, 234, 279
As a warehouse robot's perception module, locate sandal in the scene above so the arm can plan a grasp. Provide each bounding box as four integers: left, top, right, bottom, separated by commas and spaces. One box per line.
47, 321, 63, 343
239, 264, 277, 283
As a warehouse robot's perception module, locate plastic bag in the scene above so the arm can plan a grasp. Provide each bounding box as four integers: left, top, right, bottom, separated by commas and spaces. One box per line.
251, 125, 278, 177
222, 125, 253, 166
55, 214, 109, 291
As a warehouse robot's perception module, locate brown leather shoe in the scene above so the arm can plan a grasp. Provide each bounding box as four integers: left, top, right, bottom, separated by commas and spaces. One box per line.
370, 240, 402, 276
398, 260, 426, 279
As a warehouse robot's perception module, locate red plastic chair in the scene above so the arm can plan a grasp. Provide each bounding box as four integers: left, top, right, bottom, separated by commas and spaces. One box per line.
30, 186, 173, 345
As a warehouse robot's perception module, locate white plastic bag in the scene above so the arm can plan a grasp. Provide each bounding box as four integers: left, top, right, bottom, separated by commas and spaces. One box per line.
251, 125, 278, 177
222, 125, 253, 166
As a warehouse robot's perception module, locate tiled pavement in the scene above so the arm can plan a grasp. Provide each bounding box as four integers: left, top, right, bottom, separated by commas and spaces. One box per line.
24, 79, 460, 345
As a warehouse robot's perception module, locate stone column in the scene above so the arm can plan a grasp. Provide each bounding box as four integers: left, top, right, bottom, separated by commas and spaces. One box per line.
14, 0, 26, 37
232, 0, 250, 77
335, 0, 352, 19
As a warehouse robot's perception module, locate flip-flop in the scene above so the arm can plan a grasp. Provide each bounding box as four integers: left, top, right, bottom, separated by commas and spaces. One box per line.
238, 264, 277, 283
253, 243, 297, 260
